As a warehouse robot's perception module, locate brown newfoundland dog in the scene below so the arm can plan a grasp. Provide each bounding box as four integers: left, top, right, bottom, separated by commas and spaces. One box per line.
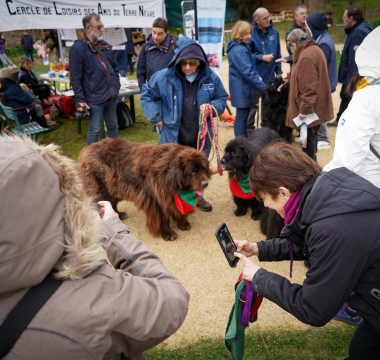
78, 138, 211, 241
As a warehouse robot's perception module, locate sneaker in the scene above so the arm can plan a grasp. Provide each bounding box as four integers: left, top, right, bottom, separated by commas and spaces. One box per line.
294, 136, 300, 143
327, 120, 339, 127
197, 198, 213, 212
333, 303, 362, 326
318, 141, 331, 150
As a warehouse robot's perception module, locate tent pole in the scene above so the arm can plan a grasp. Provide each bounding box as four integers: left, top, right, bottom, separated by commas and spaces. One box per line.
194, 0, 198, 41
56, 29, 64, 63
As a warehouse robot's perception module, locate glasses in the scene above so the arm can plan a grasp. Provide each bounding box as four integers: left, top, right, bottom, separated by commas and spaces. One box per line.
261, 15, 271, 21
93, 24, 104, 31
180, 61, 198, 67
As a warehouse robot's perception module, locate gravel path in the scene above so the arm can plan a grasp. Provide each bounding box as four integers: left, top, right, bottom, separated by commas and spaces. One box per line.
118, 40, 341, 346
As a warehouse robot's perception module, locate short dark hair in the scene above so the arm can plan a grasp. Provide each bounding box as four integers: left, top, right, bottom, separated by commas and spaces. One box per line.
20, 56, 32, 66
326, 11, 332, 15
82, 13, 101, 29
152, 18, 168, 32
43, 29, 50, 32
249, 143, 321, 200
346, 5, 364, 22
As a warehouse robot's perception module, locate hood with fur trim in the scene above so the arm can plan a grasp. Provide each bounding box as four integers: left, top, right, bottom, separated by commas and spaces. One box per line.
0, 135, 105, 294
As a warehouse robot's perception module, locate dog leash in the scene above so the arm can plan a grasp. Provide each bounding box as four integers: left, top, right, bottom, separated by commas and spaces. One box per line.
197, 104, 223, 176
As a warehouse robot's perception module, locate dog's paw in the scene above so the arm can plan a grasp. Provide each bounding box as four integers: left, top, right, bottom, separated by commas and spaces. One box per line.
177, 218, 191, 231
119, 212, 128, 220
162, 230, 178, 241
251, 212, 261, 221
234, 208, 247, 217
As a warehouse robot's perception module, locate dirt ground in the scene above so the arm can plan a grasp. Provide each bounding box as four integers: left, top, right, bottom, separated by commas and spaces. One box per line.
118, 40, 341, 346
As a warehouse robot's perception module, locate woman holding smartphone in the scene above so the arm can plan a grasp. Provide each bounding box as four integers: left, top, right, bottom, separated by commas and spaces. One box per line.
234, 142, 380, 359
227, 21, 266, 137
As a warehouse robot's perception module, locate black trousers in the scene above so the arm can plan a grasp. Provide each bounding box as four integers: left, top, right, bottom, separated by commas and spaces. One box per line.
345, 321, 380, 360
301, 125, 319, 162
246, 92, 269, 135
336, 84, 352, 122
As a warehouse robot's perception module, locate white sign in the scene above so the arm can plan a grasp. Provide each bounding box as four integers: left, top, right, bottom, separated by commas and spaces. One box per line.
0, 0, 163, 31
197, 0, 226, 70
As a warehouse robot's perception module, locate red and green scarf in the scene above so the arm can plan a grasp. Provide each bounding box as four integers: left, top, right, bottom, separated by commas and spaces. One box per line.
230, 174, 254, 199
175, 190, 200, 214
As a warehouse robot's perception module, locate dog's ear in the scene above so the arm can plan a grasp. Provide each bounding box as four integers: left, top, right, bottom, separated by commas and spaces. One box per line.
266, 80, 275, 92
242, 145, 254, 174
164, 155, 185, 192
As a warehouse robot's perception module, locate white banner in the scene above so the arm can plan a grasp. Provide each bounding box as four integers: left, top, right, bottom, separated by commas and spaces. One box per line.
0, 0, 162, 31
197, 0, 226, 70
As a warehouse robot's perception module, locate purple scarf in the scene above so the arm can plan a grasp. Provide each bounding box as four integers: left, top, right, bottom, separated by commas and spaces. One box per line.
283, 189, 301, 278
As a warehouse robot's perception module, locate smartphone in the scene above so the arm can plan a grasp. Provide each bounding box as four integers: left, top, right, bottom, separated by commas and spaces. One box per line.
215, 223, 239, 267
92, 203, 102, 218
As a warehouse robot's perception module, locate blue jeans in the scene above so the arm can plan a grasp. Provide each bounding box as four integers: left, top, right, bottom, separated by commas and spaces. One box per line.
127, 54, 134, 73
234, 107, 251, 137
88, 97, 118, 145
119, 70, 127, 77
24, 49, 34, 62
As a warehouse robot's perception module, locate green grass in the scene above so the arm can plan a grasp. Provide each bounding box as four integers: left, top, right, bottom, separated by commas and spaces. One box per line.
146, 323, 356, 359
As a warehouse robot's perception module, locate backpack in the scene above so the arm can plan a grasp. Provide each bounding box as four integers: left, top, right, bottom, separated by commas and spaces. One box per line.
117, 101, 134, 130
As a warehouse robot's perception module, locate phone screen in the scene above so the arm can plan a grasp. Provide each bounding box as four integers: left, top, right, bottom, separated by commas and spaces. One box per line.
217, 225, 238, 263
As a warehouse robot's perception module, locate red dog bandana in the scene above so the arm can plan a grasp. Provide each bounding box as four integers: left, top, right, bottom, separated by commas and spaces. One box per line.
230, 175, 254, 199
175, 190, 200, 214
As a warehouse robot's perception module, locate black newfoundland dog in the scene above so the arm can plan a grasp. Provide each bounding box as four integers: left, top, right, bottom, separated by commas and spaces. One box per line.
221, 128, 284, 239
263, 75, 293, 144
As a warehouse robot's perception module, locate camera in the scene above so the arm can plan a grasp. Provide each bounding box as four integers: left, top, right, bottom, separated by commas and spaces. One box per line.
74, 108, 90, 120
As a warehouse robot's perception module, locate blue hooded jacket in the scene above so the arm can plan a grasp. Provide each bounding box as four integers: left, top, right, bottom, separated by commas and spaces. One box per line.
306, 12, 338, 92
227, 40, 266, 108
0, 78, 38, 124
137, 33, 175, 90
140, 37, 228, 145
250, 20, 283, 83
69, 33, 120, 105
338, 19, 373, 85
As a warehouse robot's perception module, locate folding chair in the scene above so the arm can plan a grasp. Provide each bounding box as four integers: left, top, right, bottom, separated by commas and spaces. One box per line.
0, 94, 50, 141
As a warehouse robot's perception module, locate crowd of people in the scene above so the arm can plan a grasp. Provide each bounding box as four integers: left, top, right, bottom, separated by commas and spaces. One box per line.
0, 5, 379, 360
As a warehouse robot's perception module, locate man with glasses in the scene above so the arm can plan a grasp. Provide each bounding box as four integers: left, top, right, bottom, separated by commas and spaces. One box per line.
70, 13, 120, 145
247, 7, 282, 130
327, 5, 372, 128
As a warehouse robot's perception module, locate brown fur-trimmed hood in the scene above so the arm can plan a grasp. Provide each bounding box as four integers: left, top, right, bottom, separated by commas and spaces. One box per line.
0, 135, 105, 294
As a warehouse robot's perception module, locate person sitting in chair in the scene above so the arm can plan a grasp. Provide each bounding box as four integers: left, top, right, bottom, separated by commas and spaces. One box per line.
0, 68, 51, 128
18, 57, 51, 100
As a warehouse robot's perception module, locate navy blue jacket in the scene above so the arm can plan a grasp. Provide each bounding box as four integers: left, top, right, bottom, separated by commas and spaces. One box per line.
140, 37, 228, 145
20, 35, 34, 51
137, 33, 175, 90
250, 21, 282, 83
115, 29, 135, 73
69, 33, 120, 105
306, 12, 338, 92
252, 168, 380, 336
0, 77, 38, 124
227, 40, 266, 108
338, 19, 373, 85
285, 22, 307, 64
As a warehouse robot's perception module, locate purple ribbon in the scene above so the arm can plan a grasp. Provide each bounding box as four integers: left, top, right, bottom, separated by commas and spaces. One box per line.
241, 283, 254, 327
289, 242, 293, 278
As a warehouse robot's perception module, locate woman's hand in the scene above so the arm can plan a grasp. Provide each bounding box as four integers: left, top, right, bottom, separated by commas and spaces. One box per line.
234, 253, 261, 282
282, 75, 288, 83
299, 113, 307, 120
156, 121, 163, 127
200, 104, 209, 112
98, 201, 119, 221
234, 240, 258, 257
275, 57, 287, 63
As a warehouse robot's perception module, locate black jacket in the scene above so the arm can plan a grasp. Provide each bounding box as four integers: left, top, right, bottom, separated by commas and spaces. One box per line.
43, 29, 66, 52
21, 34, 34, 51
285, 21, 307, 64
252, 168, 380, 337
137, 33, 175, 90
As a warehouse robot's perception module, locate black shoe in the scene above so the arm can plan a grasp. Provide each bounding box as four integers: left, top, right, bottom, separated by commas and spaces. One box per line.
327, 120, 339, 127
197, 198, 212, 212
